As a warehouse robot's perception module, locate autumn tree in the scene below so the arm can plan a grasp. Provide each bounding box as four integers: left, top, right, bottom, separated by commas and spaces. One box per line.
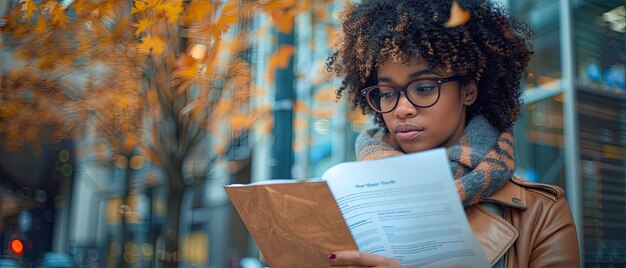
1, 0, 270, 267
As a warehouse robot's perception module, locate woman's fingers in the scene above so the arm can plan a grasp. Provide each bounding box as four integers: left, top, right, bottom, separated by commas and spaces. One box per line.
328, 250, 401, 267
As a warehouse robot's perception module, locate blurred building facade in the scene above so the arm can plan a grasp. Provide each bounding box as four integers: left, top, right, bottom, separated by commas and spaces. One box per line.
506, 0, 625, 266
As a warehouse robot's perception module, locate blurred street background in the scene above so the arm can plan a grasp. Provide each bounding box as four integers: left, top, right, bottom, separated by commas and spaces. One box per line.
0, 0, 624, 267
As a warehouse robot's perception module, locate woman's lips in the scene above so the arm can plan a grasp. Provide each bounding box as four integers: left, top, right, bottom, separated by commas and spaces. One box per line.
395, 130, 423, 141
394, 124, 424, 141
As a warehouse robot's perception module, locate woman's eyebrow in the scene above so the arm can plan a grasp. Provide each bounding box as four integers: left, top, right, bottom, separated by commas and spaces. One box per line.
378, 69, 439, 83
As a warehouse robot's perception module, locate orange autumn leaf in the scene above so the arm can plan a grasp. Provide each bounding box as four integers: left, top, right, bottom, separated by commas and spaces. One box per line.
259, 0, 298, 11
250, 86, 267, 98
33, 14, 48, 34
184, 0, 214, 23
137, 35, 165, 55
132, 18, 151, 37
131, 0, 160, 14
209, 2, 239, 37
293, 118, 308, 130
313, 87, 336, 103
173, 63, 199, 80
292, 140, 305, 152
266, 44, 295, 83
445, 0, 471, 27
326, 26, 339, 48
230, 114, 254, 131
294, 100, 309, 113
214, 100, 234, 114
260, 0, 308, 34
313, 5, 329, 22
311, 108, 334, 119
156, 0, 183, 24
219, 2, 238, 26
19, 0, 37, 20
44, 1, 69, 27
348, 109, 370, 124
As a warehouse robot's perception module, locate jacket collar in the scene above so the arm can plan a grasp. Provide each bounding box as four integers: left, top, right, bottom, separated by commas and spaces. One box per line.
467, 204, 518, 266
482, 178, 527, 209
467, 180, 525, 265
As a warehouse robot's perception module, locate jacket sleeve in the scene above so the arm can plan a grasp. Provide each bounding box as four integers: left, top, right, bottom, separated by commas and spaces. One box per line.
528, 197, 581, 267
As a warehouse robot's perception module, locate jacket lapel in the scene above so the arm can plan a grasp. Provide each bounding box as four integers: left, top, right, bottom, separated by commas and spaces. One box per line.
466, 181, 524, 266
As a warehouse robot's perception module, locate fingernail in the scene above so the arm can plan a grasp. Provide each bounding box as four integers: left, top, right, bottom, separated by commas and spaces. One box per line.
328, 253, 336, 260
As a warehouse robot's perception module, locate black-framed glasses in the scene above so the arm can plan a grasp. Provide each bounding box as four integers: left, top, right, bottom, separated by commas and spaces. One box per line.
360, 76, 463, 113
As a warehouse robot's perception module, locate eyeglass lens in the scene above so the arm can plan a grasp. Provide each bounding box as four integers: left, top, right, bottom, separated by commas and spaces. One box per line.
367, 79, 439, 113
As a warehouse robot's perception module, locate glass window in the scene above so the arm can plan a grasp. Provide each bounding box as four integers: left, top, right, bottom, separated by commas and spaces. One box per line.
573, 1, 626, 266
578, 85, 626, 266
574, 1, 625, 93
509, 0, 566, 189
514, 94, 566, 188
509, 0, 563, 91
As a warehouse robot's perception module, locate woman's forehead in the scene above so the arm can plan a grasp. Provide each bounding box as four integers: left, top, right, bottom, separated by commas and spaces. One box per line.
377, 58, 449, 76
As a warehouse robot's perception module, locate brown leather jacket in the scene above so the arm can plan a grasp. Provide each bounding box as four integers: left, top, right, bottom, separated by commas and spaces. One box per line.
467, 177, 581, 267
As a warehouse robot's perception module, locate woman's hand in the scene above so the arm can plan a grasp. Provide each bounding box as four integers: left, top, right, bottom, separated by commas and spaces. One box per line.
328, 250, 402, 268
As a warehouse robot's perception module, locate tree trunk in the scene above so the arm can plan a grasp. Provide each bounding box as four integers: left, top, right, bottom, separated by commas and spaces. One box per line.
119, 159, 133, 268
158, 170, 185, 268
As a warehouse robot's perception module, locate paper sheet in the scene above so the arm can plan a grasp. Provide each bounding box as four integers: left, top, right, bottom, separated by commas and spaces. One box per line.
323, 148, 489, 267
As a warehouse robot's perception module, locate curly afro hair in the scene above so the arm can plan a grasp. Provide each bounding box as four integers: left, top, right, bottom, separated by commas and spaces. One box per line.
327, 0, 533, 131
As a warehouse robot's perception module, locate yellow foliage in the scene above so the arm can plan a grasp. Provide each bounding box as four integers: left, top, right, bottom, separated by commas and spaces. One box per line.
311, 109, 334, 119
156, 0, 183, 24
44, 1, 69, 27
33, 14, 48, 34
3, 0, 267, 172
313, 5, 329, 22
19, 0, 38, 20
266, 44, 295, 83
348, 109, 370, 125
137, 35, 165, 55
294, 100, 309, 113
326, 26, 339, 49
313, 87, 336, 103
259, 0, 309, 34
173, 62, 199, 80
183, 0, 214, 23
208, 2, 239, 37
214, 100, 234, 114
250, 86, 267, 98
230, 114, 253, 132
293, 118, 308, 130
131, 0, 161, 14
293, 139, 304, 152
132, 18, 151, 37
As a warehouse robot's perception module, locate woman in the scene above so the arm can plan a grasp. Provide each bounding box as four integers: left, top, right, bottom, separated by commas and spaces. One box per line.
324, 0, 580, 267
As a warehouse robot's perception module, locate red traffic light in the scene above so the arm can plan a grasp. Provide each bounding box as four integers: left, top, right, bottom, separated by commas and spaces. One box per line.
9, 239, 23, 255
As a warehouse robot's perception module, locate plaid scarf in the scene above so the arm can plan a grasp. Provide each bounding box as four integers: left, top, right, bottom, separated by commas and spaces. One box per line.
355, 115, 515, 206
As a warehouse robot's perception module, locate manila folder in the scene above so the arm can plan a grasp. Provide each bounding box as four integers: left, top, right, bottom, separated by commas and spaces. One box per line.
224, 181, 357, 268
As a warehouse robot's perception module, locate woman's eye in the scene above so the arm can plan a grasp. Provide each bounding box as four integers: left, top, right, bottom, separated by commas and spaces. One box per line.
380, 89, 396, 99
380, 91, 396, 99
411, 85, 436, 94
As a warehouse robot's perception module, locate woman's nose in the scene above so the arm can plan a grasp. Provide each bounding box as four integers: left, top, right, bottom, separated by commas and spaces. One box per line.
393, 93, 417, 118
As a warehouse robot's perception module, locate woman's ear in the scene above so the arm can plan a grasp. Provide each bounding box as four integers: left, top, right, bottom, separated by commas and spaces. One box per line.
462, 81, 478, 106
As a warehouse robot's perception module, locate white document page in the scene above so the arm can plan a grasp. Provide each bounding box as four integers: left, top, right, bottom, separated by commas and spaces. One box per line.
322, 148, 489, 268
